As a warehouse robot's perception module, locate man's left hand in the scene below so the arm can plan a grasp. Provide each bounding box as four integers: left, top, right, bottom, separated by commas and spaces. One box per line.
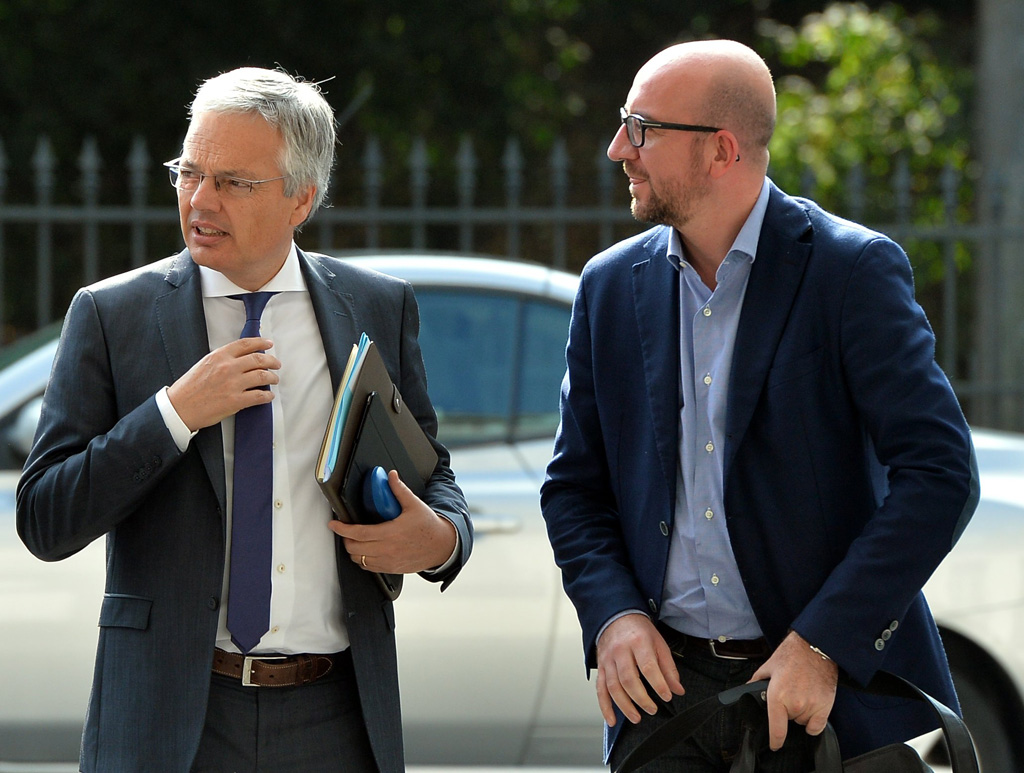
328, 470, 457, 574
750, 630, 839, 751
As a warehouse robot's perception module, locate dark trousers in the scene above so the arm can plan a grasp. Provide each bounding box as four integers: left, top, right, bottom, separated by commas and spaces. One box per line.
609, 629, 817, 773
190, 650, 378, 773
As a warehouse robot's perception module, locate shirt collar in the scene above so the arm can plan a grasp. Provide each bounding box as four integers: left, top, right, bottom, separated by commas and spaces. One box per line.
198, 242, 306, 298
666, 177, 771, 271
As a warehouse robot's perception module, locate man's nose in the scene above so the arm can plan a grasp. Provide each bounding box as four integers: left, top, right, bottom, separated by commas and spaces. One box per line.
607, 124, 638, 163
189, 174, 222, 209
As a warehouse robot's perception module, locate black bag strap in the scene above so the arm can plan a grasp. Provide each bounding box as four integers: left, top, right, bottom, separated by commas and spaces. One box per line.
613, 671, 979, 773
613, 680, 770, 773
853, 671, 979, 773
729, 713, 844, 773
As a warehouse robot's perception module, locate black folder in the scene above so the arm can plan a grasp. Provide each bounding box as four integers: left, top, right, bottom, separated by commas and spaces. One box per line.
316, 337, 438, 524
315, 336, 439, 600
340, 391, 425, 525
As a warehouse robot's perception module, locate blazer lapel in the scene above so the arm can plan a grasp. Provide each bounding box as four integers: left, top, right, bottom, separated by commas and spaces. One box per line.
154, 250, 227, 514
724, 185, 813, 481
298, 249, 359, 392
631, 229, 681, 499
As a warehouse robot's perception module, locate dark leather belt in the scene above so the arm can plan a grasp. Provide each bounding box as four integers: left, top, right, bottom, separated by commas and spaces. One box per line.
212, 648, 342, 687
658, 623, 771, 661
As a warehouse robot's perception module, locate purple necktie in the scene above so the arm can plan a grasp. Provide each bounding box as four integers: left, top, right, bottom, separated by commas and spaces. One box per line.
227, 291, 277, 653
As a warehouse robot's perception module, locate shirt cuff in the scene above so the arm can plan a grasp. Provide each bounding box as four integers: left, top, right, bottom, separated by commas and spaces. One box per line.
155, 386, 197, 453
596, 610, 650, 647
420, 516, 461, 576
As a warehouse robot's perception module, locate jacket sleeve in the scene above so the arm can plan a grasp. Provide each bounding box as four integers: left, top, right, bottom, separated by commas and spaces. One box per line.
790, 236, 979, 684
540, 272, 649, 668
16, 288, 184, 561
393, 280, 473, 588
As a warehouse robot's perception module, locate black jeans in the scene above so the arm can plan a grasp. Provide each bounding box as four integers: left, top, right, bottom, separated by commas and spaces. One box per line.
609, 629, 817, 772
190, 650, 377, 773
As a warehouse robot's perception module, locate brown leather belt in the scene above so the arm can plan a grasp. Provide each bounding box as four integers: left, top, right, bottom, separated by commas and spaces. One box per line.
212, 648, 341, 687
658, 623, 771, 661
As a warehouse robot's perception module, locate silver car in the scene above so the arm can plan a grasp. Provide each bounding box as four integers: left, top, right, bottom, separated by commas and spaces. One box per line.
2, 255, 1023, 771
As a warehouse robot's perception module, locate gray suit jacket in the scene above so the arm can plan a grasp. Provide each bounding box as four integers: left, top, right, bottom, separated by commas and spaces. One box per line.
17, 248, 472, 773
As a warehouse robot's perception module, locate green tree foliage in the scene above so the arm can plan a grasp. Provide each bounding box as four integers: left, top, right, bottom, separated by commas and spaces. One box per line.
759, 3, 971, 221
0, 0, 975, 309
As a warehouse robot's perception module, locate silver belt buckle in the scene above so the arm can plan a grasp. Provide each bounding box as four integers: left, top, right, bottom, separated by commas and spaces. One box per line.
707, 639, 748, 661
241, 655, 287, 686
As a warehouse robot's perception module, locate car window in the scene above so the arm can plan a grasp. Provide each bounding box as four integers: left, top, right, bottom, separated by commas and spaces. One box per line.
513, 299, 570, 442
414, 289, 570, 447
415, 290, 518, 446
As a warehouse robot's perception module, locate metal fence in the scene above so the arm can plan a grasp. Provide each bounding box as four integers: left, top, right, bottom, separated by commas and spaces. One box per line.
1, 133, 1023, 430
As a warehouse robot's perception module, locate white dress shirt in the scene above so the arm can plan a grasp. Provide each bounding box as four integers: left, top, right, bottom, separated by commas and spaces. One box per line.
156, 243, 348, 655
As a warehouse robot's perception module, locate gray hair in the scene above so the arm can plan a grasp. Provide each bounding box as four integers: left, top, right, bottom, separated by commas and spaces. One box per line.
189, 67, 336, 221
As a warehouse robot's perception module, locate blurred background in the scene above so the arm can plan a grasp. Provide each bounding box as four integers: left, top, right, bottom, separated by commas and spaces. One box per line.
0, 0, 1021, 428
3, 3, 1024, 770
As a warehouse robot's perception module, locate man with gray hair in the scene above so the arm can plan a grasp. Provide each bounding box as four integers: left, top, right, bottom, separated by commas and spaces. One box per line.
18, 67, 472, 772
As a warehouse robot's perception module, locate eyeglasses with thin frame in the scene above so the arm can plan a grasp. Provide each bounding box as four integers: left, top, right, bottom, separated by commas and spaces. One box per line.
163, 157, 289, 198
619, 107, 721, 148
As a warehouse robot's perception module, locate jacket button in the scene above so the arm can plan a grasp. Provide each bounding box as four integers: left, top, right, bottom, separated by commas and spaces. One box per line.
874, 639, 886, 651
207, 597, 219, 610
889, 620, 899, 632
659, 521, 669, 536
881, 629, 892, 641
648, 599, 658, 614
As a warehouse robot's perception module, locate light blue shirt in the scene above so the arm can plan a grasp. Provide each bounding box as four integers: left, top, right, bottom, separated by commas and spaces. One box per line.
659, 179, 771, 641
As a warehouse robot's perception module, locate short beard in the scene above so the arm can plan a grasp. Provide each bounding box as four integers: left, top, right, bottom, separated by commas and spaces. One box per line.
628, 146, 709, 229
631, 192, 678, 227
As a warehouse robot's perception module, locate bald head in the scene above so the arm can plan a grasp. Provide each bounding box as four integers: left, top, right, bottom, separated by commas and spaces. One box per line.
634, 40, 776, 165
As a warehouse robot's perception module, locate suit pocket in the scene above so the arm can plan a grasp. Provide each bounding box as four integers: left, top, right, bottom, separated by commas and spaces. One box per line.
767, 345, 825, 389
98, 593, 153, 630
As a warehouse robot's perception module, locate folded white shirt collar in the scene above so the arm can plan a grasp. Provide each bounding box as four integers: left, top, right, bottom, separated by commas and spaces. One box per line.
197, 242, 307, 298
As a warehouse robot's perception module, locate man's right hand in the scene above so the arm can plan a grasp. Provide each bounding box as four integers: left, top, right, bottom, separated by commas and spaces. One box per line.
596, 613, 685, 726
166, 337, 281, 431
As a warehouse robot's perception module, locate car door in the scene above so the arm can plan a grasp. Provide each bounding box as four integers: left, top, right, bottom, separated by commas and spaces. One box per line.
395, 286, 598, 764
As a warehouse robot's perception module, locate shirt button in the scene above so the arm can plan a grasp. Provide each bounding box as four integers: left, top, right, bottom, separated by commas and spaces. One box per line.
705, 508, 714, 520
703, 307, 712, 317
703, 373, 712, 386
705, 442, 715, 453
271, 626, 280, 634
711, 574, 720, 586
275, 500, 283, 509
276, 563, 286, 574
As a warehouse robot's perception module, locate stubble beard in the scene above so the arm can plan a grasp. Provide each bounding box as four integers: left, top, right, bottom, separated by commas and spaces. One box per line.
627, 150, 709, 229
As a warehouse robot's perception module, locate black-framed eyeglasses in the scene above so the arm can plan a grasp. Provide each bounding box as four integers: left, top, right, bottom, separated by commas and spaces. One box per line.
163, 158, 289, 198
619, 107, 721, 148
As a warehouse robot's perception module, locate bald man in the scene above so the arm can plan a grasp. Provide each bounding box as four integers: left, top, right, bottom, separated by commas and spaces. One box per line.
541, 40, 977, 771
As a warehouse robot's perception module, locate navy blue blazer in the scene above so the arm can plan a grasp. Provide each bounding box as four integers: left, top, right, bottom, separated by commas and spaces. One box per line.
17, 249, 472, 773
541, 183, 978, 757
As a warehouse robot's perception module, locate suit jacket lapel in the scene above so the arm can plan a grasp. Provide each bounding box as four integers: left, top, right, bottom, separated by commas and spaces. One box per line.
298, 249, 359, 392
154, 250, 227, 514
725, 184, 813, 481
631, 228, 681, 499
